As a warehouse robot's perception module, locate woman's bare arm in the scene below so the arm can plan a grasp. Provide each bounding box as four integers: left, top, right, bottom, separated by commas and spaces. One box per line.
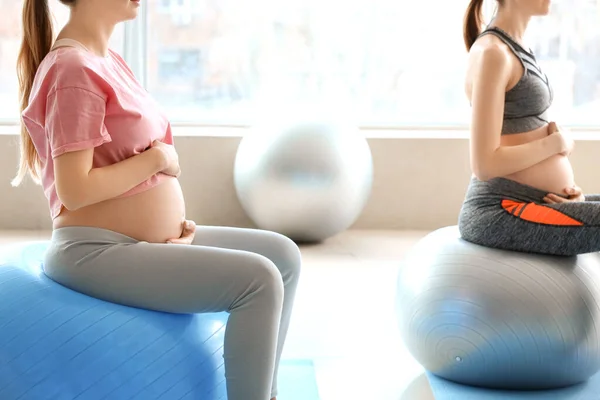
468, 44, 560, 181
54, 147, 166, 211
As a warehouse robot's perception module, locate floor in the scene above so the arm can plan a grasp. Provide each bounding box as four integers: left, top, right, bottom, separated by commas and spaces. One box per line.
0, 229, 436, 400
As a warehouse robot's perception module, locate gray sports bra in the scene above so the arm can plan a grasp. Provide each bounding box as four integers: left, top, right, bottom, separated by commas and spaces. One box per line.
477, 27, 554, 135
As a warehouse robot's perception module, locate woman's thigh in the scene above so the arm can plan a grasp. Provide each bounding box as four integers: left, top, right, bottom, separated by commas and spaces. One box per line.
192, 225, 302, 276
44, 235, 284, 314
461, 199, 600, 256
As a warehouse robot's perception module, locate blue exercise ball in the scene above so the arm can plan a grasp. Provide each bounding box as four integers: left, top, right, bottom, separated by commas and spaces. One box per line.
234, 115, 373, 243
0, 242, 229, 400
396, 226, 600, 390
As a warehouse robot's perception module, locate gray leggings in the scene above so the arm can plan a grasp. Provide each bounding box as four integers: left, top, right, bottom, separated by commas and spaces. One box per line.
43, 225, 302, 400
459, 177, 600, 256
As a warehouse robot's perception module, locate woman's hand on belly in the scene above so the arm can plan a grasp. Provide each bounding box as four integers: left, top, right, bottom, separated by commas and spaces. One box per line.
547, 122, 575, 156
500, 122, 576, 194
544, 184, 585, 204
152, 140, 181, 177
166, 220, 197, 245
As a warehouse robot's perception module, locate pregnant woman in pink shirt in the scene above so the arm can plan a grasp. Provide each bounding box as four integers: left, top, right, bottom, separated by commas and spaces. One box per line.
14, 1, 301, 399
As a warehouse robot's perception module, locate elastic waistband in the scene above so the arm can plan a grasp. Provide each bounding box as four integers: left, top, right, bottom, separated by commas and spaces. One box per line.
466, 177, 557, 203
51, 226, 138, 244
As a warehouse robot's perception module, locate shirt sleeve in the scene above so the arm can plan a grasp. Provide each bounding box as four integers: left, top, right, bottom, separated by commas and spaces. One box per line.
163, 122, 175, 145
45, 87, 112, 159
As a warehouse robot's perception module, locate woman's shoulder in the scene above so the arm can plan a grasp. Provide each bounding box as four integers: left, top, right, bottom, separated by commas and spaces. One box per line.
469, 32, 518, 66
471, 34, 510, 56
467, 35, 514, 79
37, 47, 113, 97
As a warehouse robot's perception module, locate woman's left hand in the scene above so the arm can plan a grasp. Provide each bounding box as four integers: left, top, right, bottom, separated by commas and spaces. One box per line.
167, 220, 196, 245
543, 185, 585, 204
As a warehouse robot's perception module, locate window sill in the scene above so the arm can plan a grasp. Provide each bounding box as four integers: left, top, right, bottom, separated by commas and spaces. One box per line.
2, 122, 600, 140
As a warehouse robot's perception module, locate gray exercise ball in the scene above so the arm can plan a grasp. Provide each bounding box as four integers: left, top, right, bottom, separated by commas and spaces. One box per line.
396, 226, 600, 390
234, 117, 373, 243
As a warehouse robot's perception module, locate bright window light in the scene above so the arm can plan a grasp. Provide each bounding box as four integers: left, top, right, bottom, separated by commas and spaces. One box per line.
0, 0, 598, 129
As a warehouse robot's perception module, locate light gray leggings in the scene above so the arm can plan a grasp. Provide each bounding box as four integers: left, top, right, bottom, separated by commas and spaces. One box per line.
42, 225, 302, 400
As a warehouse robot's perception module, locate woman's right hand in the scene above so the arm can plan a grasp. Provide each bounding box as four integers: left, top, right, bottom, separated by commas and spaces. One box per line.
151, 140, 181, 177
544, 185, 585, 204
547, 121, 574, 156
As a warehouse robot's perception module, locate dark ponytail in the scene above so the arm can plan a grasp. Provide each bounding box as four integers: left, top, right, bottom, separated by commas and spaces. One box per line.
13, 0, 55, 186
463, 0, 485, 51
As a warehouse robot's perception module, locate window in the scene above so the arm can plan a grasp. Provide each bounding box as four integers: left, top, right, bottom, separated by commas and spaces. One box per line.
0, 0, 124, 122
0, 0, 28, 122
157, 0, 196, 25
1, 0, 599, 129
144, 0, 600, 128
527, 0, 600, 126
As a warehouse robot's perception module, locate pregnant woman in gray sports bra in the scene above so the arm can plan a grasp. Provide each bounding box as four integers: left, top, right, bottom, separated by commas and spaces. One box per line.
459, 0, 600, 256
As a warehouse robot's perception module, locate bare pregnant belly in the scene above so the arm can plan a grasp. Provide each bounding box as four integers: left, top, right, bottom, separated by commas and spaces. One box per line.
501, 124, 575, 195
53, 177, 186, 243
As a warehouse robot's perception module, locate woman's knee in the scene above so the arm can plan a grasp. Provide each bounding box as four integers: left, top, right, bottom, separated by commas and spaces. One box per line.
246, 253, 285, 305
268, 233, 302, 281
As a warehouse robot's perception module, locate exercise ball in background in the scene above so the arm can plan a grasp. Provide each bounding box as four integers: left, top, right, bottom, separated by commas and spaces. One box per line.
396, 226, 600, 390
234, 115, 373, 243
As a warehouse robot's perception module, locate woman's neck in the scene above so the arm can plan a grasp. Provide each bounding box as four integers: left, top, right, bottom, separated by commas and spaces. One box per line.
57, 8, 116, 58
490, 7, 531, 47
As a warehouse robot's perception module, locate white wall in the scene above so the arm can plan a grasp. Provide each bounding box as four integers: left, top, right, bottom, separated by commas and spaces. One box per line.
1, 128, 600, 231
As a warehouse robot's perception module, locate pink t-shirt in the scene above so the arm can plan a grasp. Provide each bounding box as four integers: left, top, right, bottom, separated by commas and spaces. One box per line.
22, 39, 174, 219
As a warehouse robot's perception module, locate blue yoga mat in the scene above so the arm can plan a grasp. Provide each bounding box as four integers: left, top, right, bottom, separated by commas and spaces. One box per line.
427, 371, 600, 400
278, 359, 320, 400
